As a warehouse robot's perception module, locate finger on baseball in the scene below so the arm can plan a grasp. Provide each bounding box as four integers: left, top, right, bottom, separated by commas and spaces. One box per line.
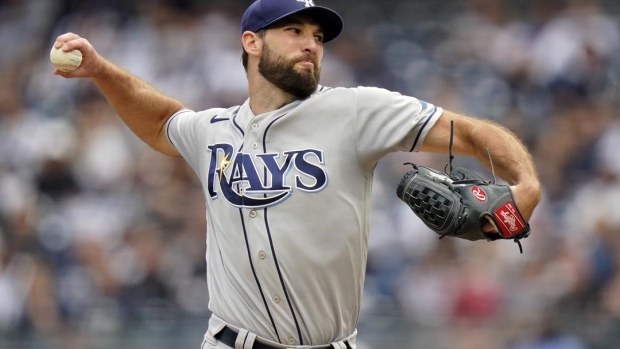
53, 69, 71, 78
55, 32, 80, 44
54, 33, 82, 51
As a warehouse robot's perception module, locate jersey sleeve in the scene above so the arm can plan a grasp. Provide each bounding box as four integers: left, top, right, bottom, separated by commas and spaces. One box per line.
354, 86, 442, 165
165, 108, 209, 173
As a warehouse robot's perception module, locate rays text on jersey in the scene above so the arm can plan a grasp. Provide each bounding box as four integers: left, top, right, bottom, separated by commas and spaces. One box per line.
207, 143, 328, 208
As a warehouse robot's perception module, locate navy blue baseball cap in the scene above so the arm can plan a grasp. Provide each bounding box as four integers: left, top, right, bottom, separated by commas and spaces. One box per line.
241, 0, 343, 43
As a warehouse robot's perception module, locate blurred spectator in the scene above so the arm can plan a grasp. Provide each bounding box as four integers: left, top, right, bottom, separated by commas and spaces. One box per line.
511, 310, 587, 349
525, 0, 619, 96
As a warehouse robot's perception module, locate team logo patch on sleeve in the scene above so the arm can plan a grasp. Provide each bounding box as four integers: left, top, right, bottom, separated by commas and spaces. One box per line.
415, 99, 437, 117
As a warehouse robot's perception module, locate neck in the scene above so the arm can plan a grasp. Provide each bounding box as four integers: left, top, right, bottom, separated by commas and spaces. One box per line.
247, 69, 298, 115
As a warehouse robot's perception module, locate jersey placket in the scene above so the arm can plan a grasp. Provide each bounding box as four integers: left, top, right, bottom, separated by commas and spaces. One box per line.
242, 116, 304, 346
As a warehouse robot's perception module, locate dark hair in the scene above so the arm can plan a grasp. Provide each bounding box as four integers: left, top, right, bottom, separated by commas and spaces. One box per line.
241, 30, 266, 72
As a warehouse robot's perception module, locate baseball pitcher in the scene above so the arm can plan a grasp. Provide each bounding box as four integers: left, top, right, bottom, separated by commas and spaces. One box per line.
51, 0, 542, 348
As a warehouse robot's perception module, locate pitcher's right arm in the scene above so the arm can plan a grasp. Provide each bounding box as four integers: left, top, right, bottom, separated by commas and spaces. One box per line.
53, 33, 183, 156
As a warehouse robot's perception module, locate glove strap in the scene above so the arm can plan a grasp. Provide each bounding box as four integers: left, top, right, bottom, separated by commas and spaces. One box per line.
448, 120, 455, 173
515, 238, 524, 254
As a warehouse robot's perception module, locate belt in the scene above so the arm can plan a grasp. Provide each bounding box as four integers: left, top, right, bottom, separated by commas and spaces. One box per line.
214, 327, 351, 349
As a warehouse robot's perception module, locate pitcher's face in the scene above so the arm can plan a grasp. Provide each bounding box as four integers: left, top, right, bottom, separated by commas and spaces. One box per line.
258, 15, 324, 98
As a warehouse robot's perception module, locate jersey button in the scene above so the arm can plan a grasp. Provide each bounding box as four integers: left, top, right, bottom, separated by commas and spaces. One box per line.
251, 123, 258, 130
273, 296, 280, 303
249, 210, 257, 218
251, 142, 259, 149
258, 251, 266, 259
287, 337, 296, 345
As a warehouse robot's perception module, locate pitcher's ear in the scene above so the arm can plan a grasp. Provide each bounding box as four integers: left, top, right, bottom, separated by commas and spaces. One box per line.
242, 31, 262, 57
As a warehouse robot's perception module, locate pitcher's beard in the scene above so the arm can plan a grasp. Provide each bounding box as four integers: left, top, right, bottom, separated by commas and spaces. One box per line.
258, 44, 320, 99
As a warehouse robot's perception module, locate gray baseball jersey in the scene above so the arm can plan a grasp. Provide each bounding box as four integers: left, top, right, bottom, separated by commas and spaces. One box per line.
165, 86, 442, 346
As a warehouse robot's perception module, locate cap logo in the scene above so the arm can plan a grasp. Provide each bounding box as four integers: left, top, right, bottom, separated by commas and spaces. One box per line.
297, 0, 315, 7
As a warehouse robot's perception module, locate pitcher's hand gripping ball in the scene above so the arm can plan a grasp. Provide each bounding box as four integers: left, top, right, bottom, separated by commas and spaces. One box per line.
50, 45, 82, 72
396, 124, 531, 253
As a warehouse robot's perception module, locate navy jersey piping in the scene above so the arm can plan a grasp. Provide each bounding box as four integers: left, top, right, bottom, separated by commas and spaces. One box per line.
262, 112, 305, 345
238, 207, 281, 342
232, 107, 244, 136
409, 107, 437, 152
236, 133, 281, 340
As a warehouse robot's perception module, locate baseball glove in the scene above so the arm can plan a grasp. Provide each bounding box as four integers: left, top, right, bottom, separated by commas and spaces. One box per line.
396, 163, 531, 252
396, 123, 530, 253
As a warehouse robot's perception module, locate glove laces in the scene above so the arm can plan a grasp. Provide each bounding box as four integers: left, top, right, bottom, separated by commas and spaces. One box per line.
444, 120, 527, 254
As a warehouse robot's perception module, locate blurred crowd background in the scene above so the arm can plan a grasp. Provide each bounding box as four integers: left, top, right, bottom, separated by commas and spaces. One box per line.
1, 0, 620, 348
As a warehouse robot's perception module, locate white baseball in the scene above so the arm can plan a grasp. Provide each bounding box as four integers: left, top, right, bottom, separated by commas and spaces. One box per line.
50, 45, 82, 72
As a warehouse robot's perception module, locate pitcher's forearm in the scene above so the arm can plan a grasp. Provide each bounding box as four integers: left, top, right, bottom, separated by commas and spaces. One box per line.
421, 111, 542, 220
465, 117, 537, 185
465, 118, 542, 217
92, 58, 183, 155
52, 33, 184, 155
425, 112, 538, 184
